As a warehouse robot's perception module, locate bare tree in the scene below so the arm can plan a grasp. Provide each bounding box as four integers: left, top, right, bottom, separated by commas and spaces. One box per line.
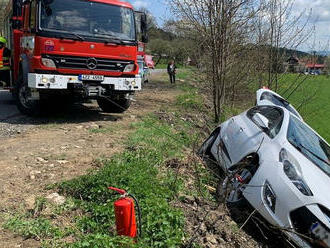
253, 0, 312, 91
169, 0, 261, 122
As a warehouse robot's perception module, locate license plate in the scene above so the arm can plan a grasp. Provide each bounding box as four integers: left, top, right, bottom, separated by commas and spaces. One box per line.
79, 75, 104, 81
311, 222, 330, 246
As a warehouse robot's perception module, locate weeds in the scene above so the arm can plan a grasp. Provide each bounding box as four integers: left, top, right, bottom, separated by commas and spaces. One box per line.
3, 214, 63, 240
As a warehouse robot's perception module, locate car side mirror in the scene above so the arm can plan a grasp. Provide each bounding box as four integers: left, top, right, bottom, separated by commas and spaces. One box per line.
252, 113, 269, 130
141, 14, 149, 43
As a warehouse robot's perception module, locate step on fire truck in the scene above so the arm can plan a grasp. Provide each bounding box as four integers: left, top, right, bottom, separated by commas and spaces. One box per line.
2, 0, 148, 115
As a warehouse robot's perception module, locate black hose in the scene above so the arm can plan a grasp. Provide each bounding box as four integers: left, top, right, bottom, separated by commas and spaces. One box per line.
129, 193, 142, 238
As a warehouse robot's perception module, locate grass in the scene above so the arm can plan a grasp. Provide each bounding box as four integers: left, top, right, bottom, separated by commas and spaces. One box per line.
3, 214, 64, 240
276, 74, 330, 142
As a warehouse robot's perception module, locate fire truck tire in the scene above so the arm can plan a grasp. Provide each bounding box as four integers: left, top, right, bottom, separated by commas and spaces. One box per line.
16, 73, 40, 116
97, 97, 131, 113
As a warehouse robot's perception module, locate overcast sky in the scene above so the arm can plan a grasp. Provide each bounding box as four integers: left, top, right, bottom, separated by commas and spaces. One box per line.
129, 0, 330, 52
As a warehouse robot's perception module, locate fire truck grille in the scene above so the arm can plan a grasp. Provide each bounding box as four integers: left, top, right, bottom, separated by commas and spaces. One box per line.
43, 55, 133, 72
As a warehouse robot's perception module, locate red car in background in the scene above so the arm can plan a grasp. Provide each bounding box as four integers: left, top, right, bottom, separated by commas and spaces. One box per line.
144, 55, 155, 69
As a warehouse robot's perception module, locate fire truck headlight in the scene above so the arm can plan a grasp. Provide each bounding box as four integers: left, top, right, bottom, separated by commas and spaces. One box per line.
123, 64, 135, 72
41, 58, 56, 69
42, 77, 48, 83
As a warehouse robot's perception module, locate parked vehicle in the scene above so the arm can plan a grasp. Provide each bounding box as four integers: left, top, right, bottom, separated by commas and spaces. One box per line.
199, 89, 330, 248
137, 42, 149, 83
144, 54, 155, 69
2, 0, 148, 115
137, 59, 149, 83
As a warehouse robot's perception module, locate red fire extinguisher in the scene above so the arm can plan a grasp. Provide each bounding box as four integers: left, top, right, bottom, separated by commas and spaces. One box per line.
108, 187, 142, 238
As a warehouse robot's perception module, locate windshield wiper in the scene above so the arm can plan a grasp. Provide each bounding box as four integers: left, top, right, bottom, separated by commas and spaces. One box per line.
71, 33, 85, 41
57, 32, 85, 41
92, 33, 123, 44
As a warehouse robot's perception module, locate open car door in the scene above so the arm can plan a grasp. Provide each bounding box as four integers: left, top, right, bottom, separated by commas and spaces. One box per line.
256, 88, 303, 120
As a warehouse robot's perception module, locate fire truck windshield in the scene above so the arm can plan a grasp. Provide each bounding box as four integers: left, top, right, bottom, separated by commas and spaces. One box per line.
39, 0, 136, 41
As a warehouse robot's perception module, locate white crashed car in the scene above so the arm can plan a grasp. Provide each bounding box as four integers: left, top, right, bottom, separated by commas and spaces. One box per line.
199, 89, 330, 248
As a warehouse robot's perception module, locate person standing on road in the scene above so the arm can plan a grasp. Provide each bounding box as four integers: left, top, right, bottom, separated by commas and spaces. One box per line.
167, 60, 177, 84
0, 37, 11, 88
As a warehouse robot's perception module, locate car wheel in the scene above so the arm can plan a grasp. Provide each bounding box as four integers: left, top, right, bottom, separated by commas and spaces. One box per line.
16, 73, 41, 116
217, 168, 252, 208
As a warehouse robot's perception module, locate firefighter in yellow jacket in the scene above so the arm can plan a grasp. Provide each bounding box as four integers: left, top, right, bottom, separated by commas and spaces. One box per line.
0, 37, 11, 87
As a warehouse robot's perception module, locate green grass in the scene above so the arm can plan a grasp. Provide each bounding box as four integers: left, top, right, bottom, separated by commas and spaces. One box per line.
176, 90, 203, 111
3, 213, 66, 240
155, 63, 168, 69
276, 74, 330, 142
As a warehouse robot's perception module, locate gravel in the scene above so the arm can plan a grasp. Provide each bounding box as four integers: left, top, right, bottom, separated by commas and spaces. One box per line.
0, 90, 33, 138
0, 117, 33, 138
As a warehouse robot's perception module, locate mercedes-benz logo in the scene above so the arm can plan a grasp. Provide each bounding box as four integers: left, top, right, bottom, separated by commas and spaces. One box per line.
86, 58, 97, 70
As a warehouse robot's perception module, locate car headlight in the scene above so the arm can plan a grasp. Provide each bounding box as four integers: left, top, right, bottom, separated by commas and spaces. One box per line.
41, 58, 56, 68
280, 149, 313, 196
264, 181, 276, 213
123, 64, 135, 72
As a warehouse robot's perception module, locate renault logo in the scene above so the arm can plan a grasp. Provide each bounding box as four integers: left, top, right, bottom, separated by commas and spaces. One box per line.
86, 58, 97, 70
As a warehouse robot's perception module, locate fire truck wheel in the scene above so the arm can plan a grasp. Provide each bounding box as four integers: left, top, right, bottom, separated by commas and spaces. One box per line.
16, 74, 40, 116
97, 97, 131, 113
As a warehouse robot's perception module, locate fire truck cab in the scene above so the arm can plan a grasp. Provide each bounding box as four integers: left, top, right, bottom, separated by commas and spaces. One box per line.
2, 0, 148, 115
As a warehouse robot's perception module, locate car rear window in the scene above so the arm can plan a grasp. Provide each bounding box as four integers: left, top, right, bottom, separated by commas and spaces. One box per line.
261, 92, 300, 118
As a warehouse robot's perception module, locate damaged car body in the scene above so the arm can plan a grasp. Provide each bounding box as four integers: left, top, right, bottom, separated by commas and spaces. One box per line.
199, 89, 330, 248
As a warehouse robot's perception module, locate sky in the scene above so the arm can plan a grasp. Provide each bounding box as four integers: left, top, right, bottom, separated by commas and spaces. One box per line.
128, 0, 171, 25
128, 0, 330, 52
293, 0, 330, 52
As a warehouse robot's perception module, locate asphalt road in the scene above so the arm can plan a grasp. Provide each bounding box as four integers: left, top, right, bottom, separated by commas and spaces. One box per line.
0, 90, 20, 121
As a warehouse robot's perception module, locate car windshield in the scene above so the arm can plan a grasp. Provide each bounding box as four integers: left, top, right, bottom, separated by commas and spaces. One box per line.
40, 0, 136, 41
287, 115, 330, 176
261, 92, 300, 118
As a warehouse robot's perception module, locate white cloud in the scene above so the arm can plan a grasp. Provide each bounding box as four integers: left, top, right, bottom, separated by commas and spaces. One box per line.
293, 0, 330, 51
132, 0, 149, 9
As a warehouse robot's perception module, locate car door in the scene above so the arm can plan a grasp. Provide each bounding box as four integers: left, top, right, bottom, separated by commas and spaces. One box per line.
256, 89, 303, 120
223, 106, 284, 167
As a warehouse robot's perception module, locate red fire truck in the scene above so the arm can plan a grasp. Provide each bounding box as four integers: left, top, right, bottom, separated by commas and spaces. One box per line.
2, 0, 148, 115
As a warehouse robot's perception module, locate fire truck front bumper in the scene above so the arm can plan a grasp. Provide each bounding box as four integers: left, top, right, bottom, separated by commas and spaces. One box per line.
27, 73, 142, 91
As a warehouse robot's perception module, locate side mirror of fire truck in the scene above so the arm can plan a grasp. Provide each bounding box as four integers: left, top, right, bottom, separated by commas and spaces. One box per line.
11, 18, 22, 29
141, 14, 149, 43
